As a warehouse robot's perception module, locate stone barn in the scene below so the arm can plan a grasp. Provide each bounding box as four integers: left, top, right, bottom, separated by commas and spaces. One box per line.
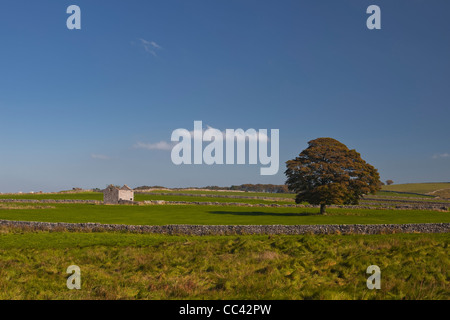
103, 185, 134, 204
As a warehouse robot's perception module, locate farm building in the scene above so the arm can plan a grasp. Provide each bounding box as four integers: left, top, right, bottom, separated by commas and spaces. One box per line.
103, 185, 134, 204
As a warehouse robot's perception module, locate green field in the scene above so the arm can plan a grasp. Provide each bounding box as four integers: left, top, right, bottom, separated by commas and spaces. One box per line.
0, 229, 448, 299
0, 203, 448, 225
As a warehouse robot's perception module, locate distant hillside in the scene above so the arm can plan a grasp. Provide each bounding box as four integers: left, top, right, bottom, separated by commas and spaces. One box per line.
382, 182, 450, 195
134, 184, 291, 194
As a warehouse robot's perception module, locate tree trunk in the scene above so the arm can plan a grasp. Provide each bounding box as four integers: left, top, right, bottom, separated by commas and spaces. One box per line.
320, 204, 326, 215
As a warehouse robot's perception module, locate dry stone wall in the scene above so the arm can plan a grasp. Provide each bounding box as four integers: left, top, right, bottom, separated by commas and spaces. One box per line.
0, 219, 448, 235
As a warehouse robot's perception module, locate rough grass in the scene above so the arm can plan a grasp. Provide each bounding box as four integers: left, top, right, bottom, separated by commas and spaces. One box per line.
0, 203, 448, 225
0, 229, 447, 300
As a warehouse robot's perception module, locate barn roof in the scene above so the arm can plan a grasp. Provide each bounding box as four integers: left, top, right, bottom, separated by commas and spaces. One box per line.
103, 184, 134, 192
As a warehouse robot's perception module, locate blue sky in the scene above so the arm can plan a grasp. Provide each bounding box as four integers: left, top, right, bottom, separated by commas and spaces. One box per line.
0, 0, 449, 192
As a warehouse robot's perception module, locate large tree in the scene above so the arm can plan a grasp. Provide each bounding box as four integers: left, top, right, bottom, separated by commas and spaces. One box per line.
285, 138, 381, 214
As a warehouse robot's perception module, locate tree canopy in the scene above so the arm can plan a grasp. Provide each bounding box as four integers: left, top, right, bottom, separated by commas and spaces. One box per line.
285, 138, 381, 214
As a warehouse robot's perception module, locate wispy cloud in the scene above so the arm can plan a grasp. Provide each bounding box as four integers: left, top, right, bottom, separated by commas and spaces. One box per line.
91, 154, 110, 160
134, 141, 174, 151
433, 153, 450, 159
134, 124, 270, 152
139, 38, 162, 56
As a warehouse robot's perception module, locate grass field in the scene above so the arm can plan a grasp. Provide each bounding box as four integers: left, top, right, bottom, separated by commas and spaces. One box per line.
0, 229, 448, 299
0, 203, 449, 225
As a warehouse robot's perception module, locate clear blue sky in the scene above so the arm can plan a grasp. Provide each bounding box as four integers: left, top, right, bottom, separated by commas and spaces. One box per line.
0, 0, 449, 192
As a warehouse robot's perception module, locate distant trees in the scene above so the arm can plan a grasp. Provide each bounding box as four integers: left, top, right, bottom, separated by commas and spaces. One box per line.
203, 184, 290, 193
131, 184, 291, 193
229, 184, 290, 193
386, 180, 394, 185
134, 185, 166, 190
285, 138, 381, 214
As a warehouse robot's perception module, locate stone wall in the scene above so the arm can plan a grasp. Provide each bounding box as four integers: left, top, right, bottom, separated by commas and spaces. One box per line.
0, 219, 448, 235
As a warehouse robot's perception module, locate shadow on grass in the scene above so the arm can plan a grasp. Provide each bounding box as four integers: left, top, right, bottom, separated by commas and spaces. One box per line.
208, 210, 321, 217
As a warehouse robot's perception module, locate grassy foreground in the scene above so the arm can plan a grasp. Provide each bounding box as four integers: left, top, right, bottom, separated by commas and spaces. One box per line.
0, 229, 448, 300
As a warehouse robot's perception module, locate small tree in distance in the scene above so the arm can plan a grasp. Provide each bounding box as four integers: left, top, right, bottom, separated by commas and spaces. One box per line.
285, 138, 381, 215
386, 180, 394, 185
